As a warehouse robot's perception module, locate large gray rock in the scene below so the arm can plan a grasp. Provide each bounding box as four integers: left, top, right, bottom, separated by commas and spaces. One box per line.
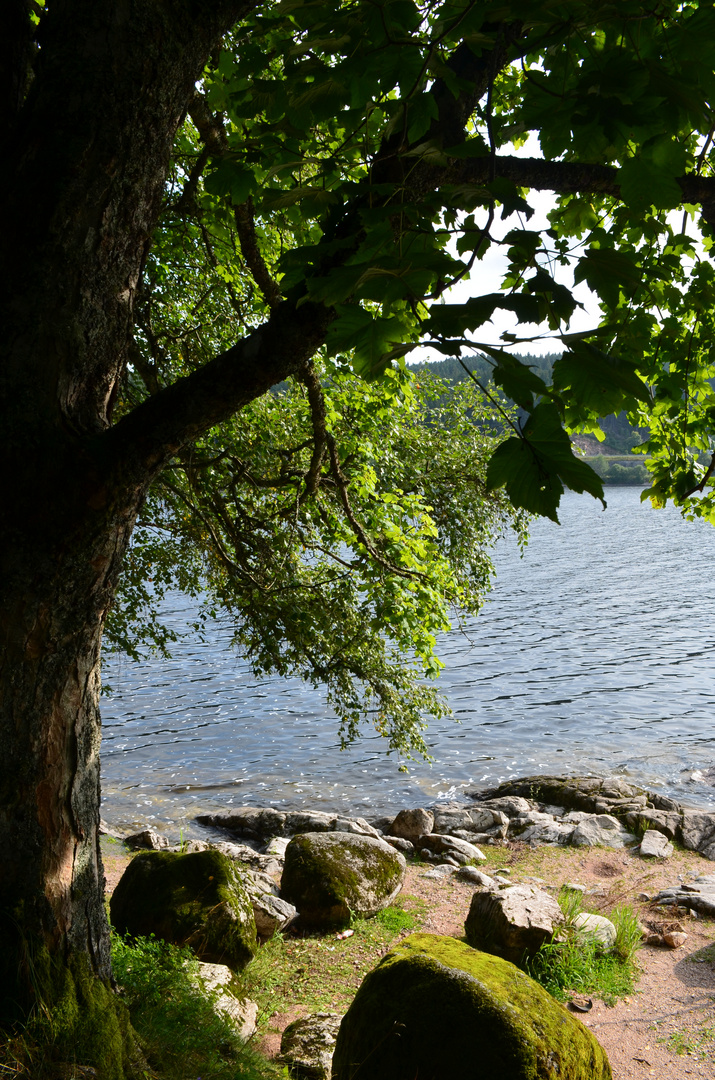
681, 811, 715, 859
470, 774, 715, 858
639, 829, 674, 858
198, 806, 288, 839
464, 885, 564, 965
197, 806, 380, 843
652, 875, 715, 915
281, 832, 406, 928
280, 1012, 342, 1079
481, 795, 532, 816
418, 833, 485, 865
109, 849, 257, 970
514, 814, 576, 845
431, 806, 508, 838
190, 962, 258, 1039
386, 807, 434, 843
252, 893, 298, 938
124, 829, 170, 850
331, 933, 611, 1080
568, 813, 636, 848
625, 808, 682, 839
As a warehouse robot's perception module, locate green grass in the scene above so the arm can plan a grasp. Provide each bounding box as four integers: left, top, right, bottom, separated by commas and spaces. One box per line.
111, 933, 286, 1080
241, 899, 422, 1020
661, 1024, 715, 1059
525, 889, 642, 1006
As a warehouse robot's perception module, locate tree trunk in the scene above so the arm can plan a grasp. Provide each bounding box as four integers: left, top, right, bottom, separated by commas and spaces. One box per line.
0, 1, 254, 1071
0, 465, 142, 1072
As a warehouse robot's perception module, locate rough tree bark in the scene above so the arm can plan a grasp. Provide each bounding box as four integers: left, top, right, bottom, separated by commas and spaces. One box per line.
0, 1, 330, 1067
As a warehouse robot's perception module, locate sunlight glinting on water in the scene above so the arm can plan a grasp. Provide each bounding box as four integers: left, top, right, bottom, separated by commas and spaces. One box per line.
100, 487, 715, 836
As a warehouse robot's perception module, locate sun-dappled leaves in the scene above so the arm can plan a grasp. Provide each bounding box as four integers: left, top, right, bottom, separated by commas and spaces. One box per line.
109, 0, 715, 751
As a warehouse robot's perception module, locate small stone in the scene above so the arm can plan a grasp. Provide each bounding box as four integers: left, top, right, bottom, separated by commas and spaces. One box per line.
263, 836, 290, 858
637, 892, 651, 901
562, 882, 587, 894
383, 835, 414, 855
662, 931, 688, 948
418, 833, 486, 863
420, 866, 453, 880
190, 961, 258, 1039
177, 839, 210, 853
455, 866, 496, 888
280, 1012, 342, 1079
573, 912, 617, 949
124, 829, 170, 850
252, 894, 298, 939
387, 808, 434, 844
639, 830, 674, 859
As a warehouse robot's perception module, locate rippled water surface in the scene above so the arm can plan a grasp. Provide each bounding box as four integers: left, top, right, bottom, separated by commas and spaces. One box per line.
101, 487, 715, 834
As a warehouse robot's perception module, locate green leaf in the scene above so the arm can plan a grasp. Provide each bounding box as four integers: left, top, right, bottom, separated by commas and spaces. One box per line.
486, 402, 604, 520
204, 160, 257, 205
492, 356, 550, 411
426, 293, 542, 337
486, 435, 564, 521
553, 342, 650, 415
573, 247, 643, 309
406, 93, 439, 144
619, 157, 683, 212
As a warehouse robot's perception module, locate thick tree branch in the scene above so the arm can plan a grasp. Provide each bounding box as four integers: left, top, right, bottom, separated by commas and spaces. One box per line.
460, 154, 715, 225
105, 299, 333, 484
297, 362, 328, 497
235, 198, 282, 308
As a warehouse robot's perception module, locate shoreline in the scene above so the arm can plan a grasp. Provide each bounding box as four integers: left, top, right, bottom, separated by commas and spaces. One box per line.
102, 775, 715, 1080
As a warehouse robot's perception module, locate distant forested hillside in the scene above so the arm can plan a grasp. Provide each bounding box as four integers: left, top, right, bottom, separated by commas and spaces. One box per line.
411, 353, 648, 484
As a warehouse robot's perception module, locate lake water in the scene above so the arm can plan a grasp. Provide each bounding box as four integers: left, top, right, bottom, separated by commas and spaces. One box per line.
100, 487, 715, 837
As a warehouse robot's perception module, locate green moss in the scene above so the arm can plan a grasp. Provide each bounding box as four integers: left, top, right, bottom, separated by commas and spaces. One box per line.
281, 833, 406, 928
332, 933, 612, 1080
1, 945, 140, 1080
109, 849, 257, 969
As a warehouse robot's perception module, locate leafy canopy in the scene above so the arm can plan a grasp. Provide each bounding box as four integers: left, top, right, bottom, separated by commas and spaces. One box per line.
107, 0, 715, 753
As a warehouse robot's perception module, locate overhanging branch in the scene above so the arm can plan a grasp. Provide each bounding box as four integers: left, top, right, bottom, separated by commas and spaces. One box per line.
105, 299, 333, 483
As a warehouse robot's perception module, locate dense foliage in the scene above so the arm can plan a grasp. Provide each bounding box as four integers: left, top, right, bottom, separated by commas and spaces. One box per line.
177, 0, 715, 519
91, 0, 715, 756
111, 363, 525, 757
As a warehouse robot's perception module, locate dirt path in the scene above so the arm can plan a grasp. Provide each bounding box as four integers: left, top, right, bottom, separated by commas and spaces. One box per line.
402, 845, 715, 1080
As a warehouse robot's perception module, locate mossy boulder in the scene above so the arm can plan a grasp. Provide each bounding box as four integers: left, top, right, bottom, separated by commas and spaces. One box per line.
331, 933, 611, 1080
109, 849, 257, 970
281, 831, 406, 928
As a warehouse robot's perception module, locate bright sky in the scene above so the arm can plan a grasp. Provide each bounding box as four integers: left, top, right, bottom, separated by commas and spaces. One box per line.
412, 133, 604, 363
413, 188, 603, 363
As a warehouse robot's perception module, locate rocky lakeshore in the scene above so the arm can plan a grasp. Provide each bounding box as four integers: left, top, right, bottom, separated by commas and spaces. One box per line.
103, 775, 715, 1079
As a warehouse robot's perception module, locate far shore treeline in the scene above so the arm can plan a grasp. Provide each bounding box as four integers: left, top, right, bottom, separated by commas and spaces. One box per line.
411, 354, 650, 486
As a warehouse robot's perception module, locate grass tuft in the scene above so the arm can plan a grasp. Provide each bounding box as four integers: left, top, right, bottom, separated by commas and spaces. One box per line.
111, 932, 285, 1080
524, 890, 641, 1007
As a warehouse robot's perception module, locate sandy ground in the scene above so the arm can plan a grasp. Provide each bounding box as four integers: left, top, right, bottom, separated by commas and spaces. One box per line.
402, 846, 715, 1080
103, 838, 715, 1078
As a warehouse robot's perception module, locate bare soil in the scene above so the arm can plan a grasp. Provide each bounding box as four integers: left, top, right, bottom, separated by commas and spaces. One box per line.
102, 838, 715, 1078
